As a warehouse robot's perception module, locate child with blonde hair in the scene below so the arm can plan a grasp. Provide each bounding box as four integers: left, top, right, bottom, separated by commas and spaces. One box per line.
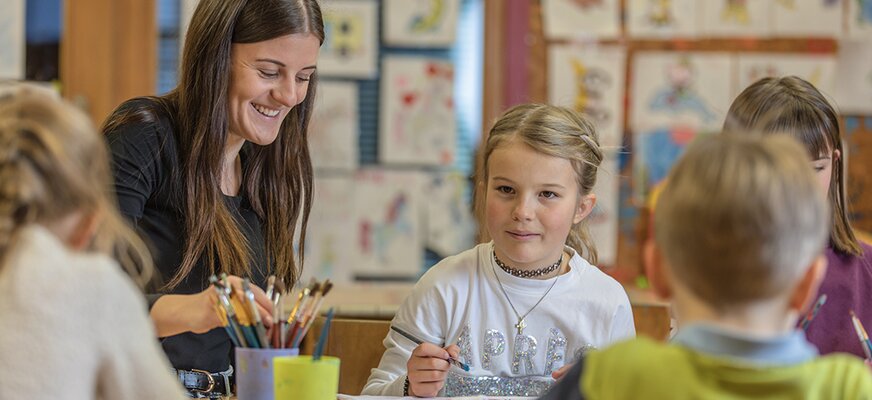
542, 134, 872, 399
725, 76, 872, 358
363, 104, 634, 397
0, 87, 185, 399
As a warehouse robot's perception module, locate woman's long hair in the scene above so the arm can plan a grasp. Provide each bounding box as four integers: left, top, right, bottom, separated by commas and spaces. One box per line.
103, 0, 324, 289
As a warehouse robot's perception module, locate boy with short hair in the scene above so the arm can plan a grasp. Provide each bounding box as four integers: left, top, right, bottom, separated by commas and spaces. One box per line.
541, 134, 872, 399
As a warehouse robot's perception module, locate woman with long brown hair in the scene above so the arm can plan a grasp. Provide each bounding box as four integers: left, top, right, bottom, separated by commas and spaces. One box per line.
103, 0, 323, 397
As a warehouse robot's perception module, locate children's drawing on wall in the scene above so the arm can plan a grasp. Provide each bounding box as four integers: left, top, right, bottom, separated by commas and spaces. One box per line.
549, 45, 626, 149
849, 0, 872, 37
542, 0, 621, 39
382, 0, 460, 47
380, 56, 456, 166
773, 0, 842, 37
318, 0, 378, 78
309, 81, 359, 171
633, 127, 708, 201
843, 117, 872, 235
425, 172, 475, 258
736, 54, 836, 100
353, 170, 424, 278
700, 0, 770, 36
0, 0, 24, 79
833, 40, 872, 114
627, 0, 697, 38
631, 52, 732, 132
299, 175, 357, 284
588, 153, 620, 267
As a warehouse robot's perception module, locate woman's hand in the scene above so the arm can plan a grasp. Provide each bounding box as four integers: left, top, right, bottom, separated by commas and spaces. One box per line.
149, 275, 274, 337
406, 343, 460, 397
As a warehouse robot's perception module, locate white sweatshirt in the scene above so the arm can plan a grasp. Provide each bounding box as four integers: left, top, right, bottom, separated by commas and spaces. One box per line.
362, 242, 635, 397
0, 225, 186, 400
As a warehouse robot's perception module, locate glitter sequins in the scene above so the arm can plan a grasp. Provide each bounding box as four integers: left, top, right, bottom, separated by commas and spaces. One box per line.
572, 343, 598, 364
512, 334, 537, 374
481, 329, 506, 370
543, 328, 567, 375
443, 371, 555, 397
457, 323, 473, 368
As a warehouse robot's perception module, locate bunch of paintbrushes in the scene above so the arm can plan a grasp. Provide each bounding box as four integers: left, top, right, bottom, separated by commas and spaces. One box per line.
281, 278, 334, 349
212, 275, 334, 349
210, 274, 270, 348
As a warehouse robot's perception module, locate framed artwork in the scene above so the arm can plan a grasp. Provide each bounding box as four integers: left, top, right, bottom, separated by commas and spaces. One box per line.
319, 0, 379, 78
309, 80, 359, 171
380, 56, 456, 166
549, 44, 626, 149
382, 0, 460, 47
542, 0, 621, 39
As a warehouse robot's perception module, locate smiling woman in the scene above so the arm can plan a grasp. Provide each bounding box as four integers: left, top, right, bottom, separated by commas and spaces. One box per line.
100, 0, 324, 398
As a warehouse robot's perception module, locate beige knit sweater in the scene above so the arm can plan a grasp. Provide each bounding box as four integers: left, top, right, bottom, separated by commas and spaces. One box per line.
0, 225, 186, 399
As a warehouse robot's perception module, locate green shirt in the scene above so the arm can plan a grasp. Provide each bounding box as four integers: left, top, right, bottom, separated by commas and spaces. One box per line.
581, 337, 872, 399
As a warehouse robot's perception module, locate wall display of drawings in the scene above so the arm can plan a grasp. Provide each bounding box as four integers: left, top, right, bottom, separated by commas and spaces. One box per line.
541, 0, 621, 40
382, 0, 460, 47
425, 172, 476, 258
588, 152, 619, 267
380, 56, 456, 166
633, 127, 710, 202
699, 0, 771, 37
833, 40, 872, 114
631, 52, 733, 133
735, 53, 836, 100
0, 0, 25, 79
772, 0, 842, 37
352, 169, 424, 278
848, 0, 872, 38
844, 117, 872, 234
625, 0, 698, 38
299, 175, 357, 284
309, 80, 359, 171
548, 45, 626, 150
319, 0, 379, 79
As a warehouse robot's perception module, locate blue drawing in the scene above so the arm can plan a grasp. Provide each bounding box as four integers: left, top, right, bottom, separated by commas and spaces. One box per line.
649, 57, 717, 122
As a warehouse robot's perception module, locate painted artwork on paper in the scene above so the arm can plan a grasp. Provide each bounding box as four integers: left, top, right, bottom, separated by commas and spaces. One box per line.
699, 0, 771, 37
833, 40, 872, 114
319, 0, 378, 78
542, 0, 621, 39
736, 54, 836, 100
353, 170, 424, 278
380, 56, 456, 166
843, 117, 872, 234
772, 0, 842, 37
633, 127, 709, 201
0, 0, 25, 79
549, 45, 626, 149
626, 0, 698, 38
299, 175, 357, 283
588, 153, 620, 267
425, 172, 475, 258
309, 81, 359, 171
383, 0, 460, 47
848, 0, 872, 38
631, 52, 733, 132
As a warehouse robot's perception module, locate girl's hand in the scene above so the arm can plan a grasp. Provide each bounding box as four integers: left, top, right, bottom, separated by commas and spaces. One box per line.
551, 364, 572, 380
406, 343, 460, 397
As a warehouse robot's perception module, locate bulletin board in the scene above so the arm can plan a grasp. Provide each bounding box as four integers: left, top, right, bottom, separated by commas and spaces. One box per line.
521, 0, 872, 284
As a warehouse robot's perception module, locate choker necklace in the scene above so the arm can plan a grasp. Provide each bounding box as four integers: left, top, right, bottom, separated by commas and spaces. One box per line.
491, 250, 562, 334
492, 251, 563, 278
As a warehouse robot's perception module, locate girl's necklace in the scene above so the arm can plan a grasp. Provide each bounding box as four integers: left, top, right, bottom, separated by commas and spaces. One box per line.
491, 250, 562, 335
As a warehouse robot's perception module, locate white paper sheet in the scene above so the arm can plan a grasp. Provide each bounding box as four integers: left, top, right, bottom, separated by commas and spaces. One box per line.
319, 0, 379, 78
626, 0, 699, 38
542, 0, 621, 39
698, 0, 771, 37
310, 80, 359, 171
772, 0, 842, 38
0, 0, 25, 79
735, 53, 836, 100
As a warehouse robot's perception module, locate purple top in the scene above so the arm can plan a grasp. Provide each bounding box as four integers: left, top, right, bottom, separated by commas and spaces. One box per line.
803, 242, 872, 358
